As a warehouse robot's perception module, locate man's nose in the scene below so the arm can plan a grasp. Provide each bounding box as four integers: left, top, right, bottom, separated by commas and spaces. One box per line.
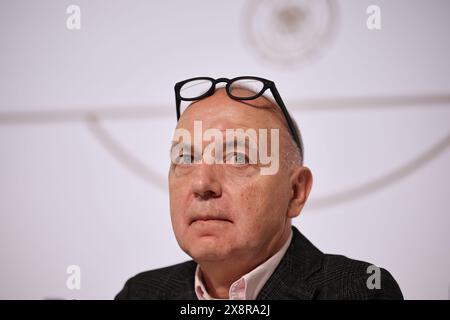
191, 164, 222, 200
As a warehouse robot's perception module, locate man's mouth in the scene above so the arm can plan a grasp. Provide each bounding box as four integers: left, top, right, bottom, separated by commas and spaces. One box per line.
190, 215, 232, 225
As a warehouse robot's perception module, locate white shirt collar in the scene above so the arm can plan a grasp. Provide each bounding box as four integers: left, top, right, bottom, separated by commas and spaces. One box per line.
194, 230, 293, 300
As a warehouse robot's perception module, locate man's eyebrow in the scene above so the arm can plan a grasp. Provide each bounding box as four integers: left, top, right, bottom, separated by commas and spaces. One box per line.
224, 139, 244, 147
170, 141, 192, 150
223, 139, 256, 152
171, 135, 259, 151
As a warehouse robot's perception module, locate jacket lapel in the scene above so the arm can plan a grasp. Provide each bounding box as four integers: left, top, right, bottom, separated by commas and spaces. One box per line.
256, 226, 324, 300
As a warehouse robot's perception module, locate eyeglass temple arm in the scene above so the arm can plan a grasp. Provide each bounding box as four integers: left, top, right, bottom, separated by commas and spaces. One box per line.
269, 87, 302, 150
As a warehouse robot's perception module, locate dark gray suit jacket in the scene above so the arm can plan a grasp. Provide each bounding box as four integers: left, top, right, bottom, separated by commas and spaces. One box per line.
115, 227, 403, 299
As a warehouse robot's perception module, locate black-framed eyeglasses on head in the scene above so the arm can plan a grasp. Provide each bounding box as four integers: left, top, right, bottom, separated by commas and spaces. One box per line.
174, 76, 303, 160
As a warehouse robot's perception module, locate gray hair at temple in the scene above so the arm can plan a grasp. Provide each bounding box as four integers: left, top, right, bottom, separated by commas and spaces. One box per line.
281, 114, 304, 170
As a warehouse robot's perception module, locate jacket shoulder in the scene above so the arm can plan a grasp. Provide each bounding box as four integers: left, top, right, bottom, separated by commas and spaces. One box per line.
115, 260, 197, 300
311, 254, 403, 300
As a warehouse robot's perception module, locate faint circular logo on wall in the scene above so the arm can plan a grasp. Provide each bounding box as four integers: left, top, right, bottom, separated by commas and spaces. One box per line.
242, 0, 339, 67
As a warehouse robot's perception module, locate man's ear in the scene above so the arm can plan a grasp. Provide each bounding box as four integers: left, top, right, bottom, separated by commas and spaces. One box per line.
287, 166, 313, 218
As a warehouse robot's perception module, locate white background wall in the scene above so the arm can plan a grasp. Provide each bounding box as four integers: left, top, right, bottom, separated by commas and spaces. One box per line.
0, 0, 449, 299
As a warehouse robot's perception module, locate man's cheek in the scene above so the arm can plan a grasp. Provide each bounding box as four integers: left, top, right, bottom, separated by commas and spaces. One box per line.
233, 202, 261, 232
237, 182, 260, 202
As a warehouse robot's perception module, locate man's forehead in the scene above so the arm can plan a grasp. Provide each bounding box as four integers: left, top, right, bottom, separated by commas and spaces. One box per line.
177, 88, 286, 130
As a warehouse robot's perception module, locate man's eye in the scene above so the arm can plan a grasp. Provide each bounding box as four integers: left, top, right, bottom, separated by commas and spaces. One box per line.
176, 153, 194, 165
226, 152, 249, 165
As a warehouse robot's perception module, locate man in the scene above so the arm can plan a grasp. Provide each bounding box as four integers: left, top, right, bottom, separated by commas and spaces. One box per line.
116, 76, 403, 300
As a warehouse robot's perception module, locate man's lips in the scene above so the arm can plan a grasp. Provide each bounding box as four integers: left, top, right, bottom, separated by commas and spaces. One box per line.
189, 216, 232, 225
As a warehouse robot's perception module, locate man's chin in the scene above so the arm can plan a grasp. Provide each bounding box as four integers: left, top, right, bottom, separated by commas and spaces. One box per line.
191, 251, 232, 263
184, 238, 234, 262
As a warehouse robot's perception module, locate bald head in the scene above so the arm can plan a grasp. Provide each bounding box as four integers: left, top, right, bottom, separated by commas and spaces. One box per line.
179, 87, 303, 168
